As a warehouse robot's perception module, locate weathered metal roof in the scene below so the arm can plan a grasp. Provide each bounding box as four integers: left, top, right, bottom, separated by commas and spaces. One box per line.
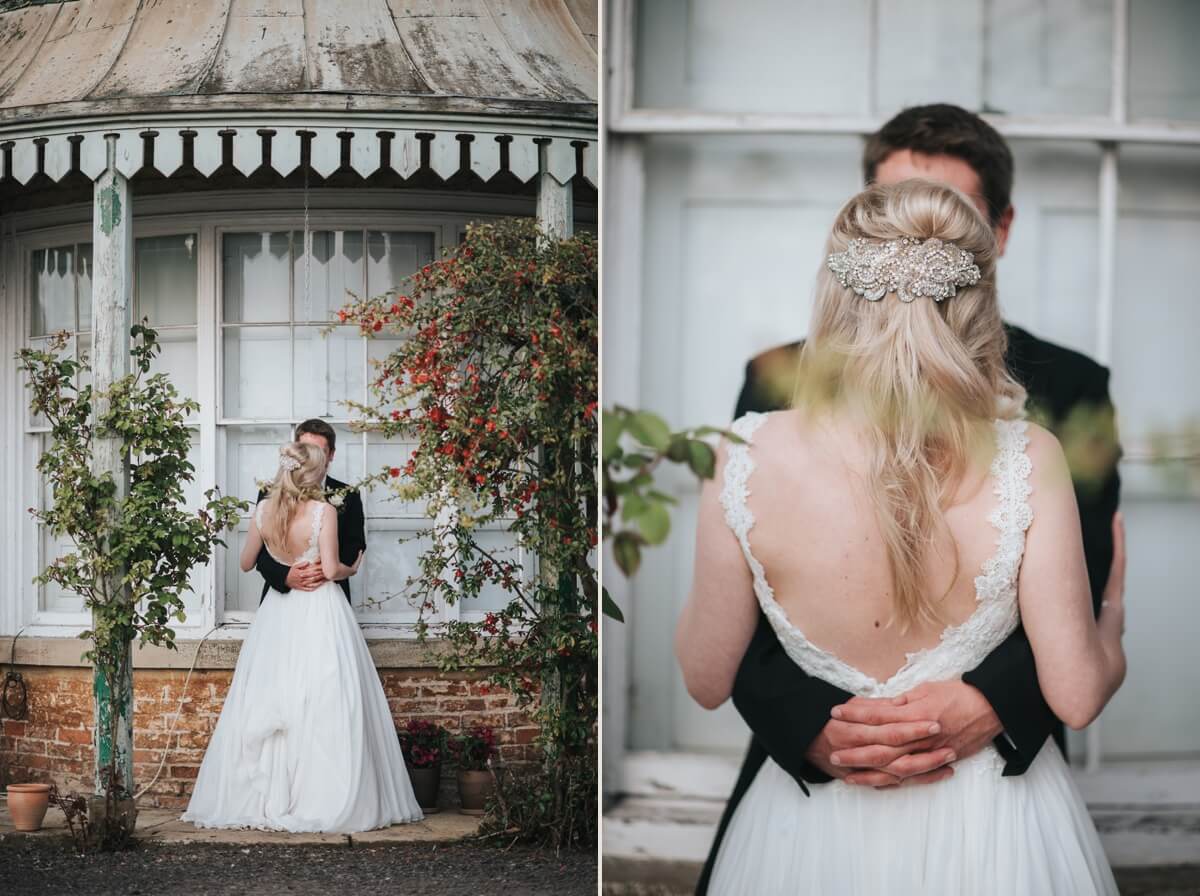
0, 0, 597, 124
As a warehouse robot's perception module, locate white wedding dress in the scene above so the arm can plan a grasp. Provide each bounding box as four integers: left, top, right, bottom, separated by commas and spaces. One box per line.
708, 412, 1118, 895
181, 500, 424, 833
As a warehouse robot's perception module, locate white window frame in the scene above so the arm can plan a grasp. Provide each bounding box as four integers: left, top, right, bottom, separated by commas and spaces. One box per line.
8, 196, 540, 642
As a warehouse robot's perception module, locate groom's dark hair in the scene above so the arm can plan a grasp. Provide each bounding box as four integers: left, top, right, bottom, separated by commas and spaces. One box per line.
863, 103, 1014, 227
295, 419, 336, 454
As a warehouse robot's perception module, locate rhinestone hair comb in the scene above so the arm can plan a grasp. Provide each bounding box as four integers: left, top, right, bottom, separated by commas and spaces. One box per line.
278, 450, 301, 472
826, 236, 981, 303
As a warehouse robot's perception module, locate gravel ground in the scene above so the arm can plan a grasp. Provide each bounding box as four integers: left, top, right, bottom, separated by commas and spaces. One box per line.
0, 836, 598, 896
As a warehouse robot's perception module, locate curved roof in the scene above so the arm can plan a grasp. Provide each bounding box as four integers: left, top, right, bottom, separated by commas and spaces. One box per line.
0, 0, 597, 124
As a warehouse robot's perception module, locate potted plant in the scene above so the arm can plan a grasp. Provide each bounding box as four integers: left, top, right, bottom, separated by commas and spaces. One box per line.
450, 725, 497, 816
7, 782, 52, 831
397, 719, 446, 813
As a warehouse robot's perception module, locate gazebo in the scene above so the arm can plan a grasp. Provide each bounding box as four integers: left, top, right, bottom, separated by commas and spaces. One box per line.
0, 0, 596, 809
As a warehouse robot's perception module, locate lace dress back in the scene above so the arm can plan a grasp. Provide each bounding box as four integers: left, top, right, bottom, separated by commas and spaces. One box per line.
719, 410, 1034, 698
710, 410, 1119, 895
256, 500, 325, 567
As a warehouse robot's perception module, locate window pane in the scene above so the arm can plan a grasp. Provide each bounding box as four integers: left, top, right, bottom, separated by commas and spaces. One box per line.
225, 525, 265, 614
222, 424, 293, 615
366, 440, 423, 516
1130, 0, 1200, 122
77, 244, 92, 333
149, 327, 198, 408
137, 234, 197, 326
293, 325, 364, 419
996, 141, 1102, 359
876, 0, 985, 113
222, 232, 292, 323
30, 246, 76, 336
37, 435, 84, 612
222, 326, 291, 418
39, 527, 82, 612
367, 336, 421, 417
319, 423, 362, 487
634, 0, 870, 115
459, 529, 531, 616
983, 0, 1111, 116
225, 424, 295, 503
641, 134, 862, 428
366, 231, 435, 296
358, 528, 432, 621
296, 230, 365, 322
1112, 145, 1200, 495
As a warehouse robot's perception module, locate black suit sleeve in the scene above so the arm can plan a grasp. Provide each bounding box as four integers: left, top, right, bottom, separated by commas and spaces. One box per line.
1071, 366, 1122, 617
338, 490, 366, 565
253, 488, 292, 595
731, 614, 851, 790
960, 625, 1057, 775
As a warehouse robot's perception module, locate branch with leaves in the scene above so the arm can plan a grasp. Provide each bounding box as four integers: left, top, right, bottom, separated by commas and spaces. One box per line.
334, 218, 597, 849
601, 407, 742, 621
18, 323, 247, 849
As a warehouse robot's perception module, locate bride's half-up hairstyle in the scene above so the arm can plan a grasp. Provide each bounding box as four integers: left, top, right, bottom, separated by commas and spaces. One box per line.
264, 441, 327, 558
795, 178, 1026, 631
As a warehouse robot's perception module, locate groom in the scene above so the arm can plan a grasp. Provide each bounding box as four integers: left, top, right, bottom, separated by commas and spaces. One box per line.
696, 104, 1125, 893
254, 419, 366, 605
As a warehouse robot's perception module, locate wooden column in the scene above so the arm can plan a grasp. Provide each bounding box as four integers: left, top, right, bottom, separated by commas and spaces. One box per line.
535, 141, 574, 239
90, 133, 134, 796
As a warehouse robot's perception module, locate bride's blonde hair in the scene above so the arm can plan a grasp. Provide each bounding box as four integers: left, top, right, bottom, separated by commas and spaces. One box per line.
794, 179, 1026, 631
263, 440, 326, 558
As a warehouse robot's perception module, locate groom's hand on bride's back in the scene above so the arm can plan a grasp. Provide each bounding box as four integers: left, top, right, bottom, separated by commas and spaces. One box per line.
817, 680, 1002, 789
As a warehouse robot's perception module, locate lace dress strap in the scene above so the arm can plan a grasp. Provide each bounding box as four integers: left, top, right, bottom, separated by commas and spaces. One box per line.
255, 499, 266, 531
718, 411, 884, 696
307, 503, 325, 556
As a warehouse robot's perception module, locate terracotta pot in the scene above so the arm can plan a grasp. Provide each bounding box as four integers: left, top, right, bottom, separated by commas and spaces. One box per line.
7, 783, 52, 831
456, 769, 494, 816
406, 762, 441, 813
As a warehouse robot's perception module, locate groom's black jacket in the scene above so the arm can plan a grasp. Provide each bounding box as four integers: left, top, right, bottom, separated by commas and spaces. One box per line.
695, 323, 1122, 894
254, 475, 366, 606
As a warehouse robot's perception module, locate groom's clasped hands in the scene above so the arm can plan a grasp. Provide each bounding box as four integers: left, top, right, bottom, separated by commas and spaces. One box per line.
811, 680, 1000, 790
284, 550, 366, 591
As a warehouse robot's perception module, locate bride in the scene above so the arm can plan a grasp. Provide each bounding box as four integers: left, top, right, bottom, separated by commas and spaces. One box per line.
181, 440, 424, 832
678, 180, 1124, 894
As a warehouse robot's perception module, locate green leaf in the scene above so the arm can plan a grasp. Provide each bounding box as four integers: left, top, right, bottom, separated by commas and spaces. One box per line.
665, 436, 689, 463
626, 411, 671, 452
612, 531, 642, 577
602, 587, 625, 623
686, 440, 716, 479
602, 410, 623, 462
633, 500, 671, 545
620, 492, 648, 522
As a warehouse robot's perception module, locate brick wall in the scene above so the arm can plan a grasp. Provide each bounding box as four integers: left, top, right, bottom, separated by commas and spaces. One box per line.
0, 665, 538, 810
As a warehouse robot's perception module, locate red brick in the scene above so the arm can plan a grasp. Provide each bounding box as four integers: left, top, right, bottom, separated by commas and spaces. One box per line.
56, 727, 92, 746
513, 727, 540, 745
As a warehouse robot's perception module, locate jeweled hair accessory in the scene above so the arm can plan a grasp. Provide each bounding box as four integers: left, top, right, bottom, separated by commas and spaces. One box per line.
278, 449, 301, 473
826, 236, 981, 303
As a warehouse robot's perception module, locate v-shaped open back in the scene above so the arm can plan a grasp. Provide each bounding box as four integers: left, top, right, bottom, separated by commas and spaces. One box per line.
256, 499, 326, 567
719, 411, 1034, 697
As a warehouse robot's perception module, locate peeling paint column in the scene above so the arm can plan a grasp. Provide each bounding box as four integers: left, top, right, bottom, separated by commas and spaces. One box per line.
536, 141, 574, 239
91, 133, 135, 797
